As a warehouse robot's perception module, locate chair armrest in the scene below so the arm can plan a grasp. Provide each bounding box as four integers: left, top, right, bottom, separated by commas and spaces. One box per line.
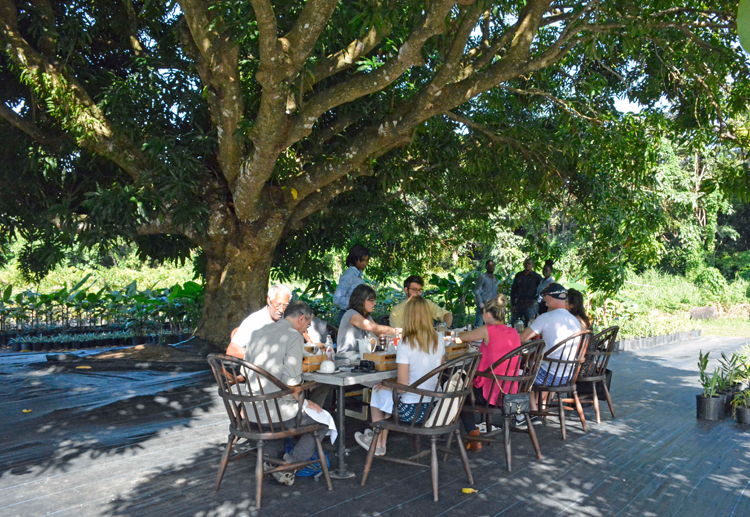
381, 379, 446, 399
289, 381, 318, 394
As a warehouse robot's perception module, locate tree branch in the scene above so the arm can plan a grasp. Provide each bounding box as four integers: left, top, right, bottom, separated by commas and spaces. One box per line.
0, 102, 70, 148
305, 25, 383, 88
0, 0, 149, 181
26, 0, 56, 55
283, 0, 458, 149
122, 0, 145, 56
178, 0, 244, 189
446, 111, 564, 176
285, 175, 359, 233
283, 0, 340, 80
498, 86, 603, 124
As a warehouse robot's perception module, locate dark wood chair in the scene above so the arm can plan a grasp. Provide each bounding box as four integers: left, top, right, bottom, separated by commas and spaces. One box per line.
360, 352, 482, 501
531, 330, 591, 440
207, 354, 333, 509
577, 326, 619, 423
460, 339, 546, 471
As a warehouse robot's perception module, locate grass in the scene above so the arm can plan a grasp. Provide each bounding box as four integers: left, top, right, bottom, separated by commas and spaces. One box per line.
695, 317, 750, 338
0, 263, 196, 293
605, 269, 750, 339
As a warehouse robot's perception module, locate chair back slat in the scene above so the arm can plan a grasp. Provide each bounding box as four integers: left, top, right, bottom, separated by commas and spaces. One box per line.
580, 326, 619, 378
399, 352, 482, 429
472, 339, 545, 410
534, 330, 591, 388
207, 354, 299, 435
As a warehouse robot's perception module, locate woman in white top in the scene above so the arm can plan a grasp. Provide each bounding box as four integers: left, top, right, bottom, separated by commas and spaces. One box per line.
337, 284, 397, 355
355, 296, 446, 456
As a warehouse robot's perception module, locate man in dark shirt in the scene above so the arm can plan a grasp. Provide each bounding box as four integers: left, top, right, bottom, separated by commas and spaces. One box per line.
510, 258, 542, 326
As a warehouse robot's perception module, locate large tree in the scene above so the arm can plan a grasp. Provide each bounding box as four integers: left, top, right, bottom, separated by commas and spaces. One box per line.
0, 0, 747, 342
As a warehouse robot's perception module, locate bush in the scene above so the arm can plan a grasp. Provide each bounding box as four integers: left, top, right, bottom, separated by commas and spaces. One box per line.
694, 266, 728, 296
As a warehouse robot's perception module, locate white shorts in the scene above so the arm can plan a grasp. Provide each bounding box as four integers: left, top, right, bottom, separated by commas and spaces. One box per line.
370, 387, 394, 414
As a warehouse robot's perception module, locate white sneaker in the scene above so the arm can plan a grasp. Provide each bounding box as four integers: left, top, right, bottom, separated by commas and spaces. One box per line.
355, 430, 373, 452
264, 462, 295, 486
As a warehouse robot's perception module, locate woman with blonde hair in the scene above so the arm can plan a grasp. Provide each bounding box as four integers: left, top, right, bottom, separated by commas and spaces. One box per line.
355, 296, 446, 456
458, 294, 521, 450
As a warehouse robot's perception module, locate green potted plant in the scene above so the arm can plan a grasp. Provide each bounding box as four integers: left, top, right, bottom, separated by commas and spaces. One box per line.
731, 390, 750, 425
697, 351, 725, 420
719, 352, 741, 413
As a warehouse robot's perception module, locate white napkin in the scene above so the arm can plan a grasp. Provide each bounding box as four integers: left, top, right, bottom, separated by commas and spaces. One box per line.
303, 399, 338, 444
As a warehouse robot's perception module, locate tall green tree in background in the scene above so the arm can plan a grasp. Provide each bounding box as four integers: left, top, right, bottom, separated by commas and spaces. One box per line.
1, 0, 748, 343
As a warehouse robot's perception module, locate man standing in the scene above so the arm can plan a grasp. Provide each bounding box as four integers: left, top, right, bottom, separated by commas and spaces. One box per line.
473, 260, 498, 326
389, 275, 453, 328
226, 284, 292, 358
510, 258, 542, 326
243, 301, 326, 486
519, 283, 581, 415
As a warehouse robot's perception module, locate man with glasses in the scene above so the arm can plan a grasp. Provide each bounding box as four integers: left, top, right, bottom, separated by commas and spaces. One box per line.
226, 284, 292, 358
389, 275, 453, 328
243, 300, 325, 486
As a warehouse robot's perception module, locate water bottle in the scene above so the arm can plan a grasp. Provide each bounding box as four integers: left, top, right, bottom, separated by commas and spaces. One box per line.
325, 335, 334, 361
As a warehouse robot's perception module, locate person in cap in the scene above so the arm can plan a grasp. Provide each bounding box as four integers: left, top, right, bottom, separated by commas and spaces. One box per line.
519, 283, 581, 415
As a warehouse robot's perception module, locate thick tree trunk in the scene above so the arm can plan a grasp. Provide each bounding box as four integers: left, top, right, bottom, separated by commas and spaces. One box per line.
195, 217, 286, 347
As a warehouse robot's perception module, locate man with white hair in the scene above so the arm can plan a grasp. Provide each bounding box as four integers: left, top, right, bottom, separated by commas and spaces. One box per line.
226, 284, 292, 358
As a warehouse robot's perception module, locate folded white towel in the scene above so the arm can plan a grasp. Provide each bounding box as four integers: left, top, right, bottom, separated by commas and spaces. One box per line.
303, 400, 338, 444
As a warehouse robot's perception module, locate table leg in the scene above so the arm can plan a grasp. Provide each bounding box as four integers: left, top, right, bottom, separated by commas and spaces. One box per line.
330, 384, 356, 479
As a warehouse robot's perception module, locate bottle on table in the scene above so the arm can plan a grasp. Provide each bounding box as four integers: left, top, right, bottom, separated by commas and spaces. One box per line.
325, 335, 334, 361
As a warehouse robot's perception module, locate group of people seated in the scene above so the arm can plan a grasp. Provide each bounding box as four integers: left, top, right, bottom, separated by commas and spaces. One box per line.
224, 246, 592, 482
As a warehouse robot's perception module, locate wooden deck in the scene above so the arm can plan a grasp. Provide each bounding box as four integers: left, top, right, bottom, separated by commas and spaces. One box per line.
1, 335, 749, 516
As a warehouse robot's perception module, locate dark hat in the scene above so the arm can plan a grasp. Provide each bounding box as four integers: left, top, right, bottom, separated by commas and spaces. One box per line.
541, 283, 567, 300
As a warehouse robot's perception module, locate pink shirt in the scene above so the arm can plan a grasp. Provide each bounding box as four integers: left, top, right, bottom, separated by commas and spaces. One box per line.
474, 324, 522, 405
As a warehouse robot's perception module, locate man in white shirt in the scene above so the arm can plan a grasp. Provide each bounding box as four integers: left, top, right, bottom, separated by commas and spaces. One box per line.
520, 283, 581, 414
226, 284, 292, 358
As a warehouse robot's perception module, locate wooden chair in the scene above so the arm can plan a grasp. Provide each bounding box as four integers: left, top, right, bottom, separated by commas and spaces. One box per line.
531, 330, 591, 440
460, 339, 546, 471
207, 354, 333, 509
360, 352, 481, 502
577, 326, 619, 423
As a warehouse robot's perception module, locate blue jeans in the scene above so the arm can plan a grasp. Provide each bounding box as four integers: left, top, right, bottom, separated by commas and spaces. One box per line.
511, 304, 537, 326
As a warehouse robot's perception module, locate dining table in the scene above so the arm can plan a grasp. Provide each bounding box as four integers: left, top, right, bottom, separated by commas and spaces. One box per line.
302, 366, 398, 479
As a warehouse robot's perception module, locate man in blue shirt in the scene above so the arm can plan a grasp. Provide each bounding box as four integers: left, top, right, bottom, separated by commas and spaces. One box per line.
473, 260, 498, 326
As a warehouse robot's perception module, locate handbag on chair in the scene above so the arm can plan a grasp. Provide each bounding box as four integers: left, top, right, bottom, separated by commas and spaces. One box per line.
491, 370, 530, 415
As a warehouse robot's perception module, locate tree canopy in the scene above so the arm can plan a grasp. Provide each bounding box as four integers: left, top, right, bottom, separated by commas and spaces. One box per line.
1, 0, 748, 342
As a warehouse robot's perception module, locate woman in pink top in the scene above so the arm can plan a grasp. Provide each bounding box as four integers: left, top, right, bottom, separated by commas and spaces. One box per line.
457, 294, 521, 450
